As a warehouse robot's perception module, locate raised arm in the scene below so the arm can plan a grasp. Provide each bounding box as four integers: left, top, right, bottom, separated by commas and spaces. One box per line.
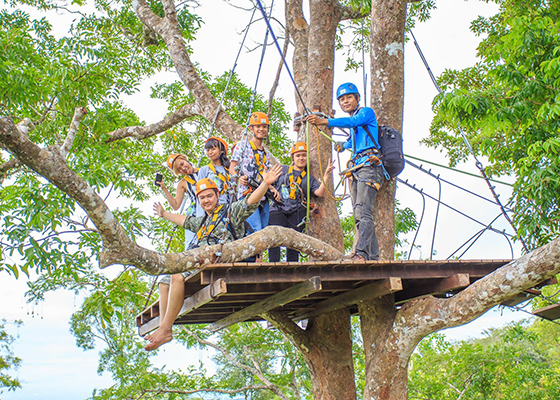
153, 202, 187, 227
157, 180, 187, 210
246, 164, 282, 205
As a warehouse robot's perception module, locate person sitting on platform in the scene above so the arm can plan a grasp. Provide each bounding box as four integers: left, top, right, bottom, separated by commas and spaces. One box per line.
306, 82, 383, 261
268, 142, 334, 262
145, 164, 283, 351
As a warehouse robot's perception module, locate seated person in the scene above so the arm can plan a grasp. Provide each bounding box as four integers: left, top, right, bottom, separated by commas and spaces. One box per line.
268, 142, 334, 262
145, 164, 282, 351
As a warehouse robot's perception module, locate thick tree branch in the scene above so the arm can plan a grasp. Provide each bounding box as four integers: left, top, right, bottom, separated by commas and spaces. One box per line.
61, 107, 87, 157
394, 236, 560, 360
0, 157, 20, 178
100, 225, 343, 274
1, 116, 341, 276
133, 0, 244, 141
262, 309, 310, 352
105, 103, 200, 142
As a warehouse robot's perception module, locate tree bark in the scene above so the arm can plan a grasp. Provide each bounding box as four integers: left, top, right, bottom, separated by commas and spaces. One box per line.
265, 309, 356, 400
369, 0, 407, 261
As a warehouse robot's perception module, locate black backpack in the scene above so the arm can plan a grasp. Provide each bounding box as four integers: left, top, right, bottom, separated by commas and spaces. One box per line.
363, 124, 405, 178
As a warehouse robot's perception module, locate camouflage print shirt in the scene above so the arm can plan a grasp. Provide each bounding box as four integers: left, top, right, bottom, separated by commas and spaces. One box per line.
182, 197, 259, 247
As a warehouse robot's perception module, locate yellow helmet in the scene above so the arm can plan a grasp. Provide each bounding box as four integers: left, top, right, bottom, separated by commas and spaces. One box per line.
290, 141, 307, 156
249, 112, 270, 126
195, 178, 218, 196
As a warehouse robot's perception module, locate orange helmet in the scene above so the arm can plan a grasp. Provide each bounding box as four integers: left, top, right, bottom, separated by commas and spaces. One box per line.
249, 112, 270, 126
290, 141, 307, 156
166, 154, 190, 175
195, 178, 218, 195
206, 136, 229, 154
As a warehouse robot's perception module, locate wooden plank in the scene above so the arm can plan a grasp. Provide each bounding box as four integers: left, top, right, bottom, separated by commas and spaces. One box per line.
532, 304, 560, 321
200, 262, 504, 285
202, 259, 512, 270
395, 274, 470, 304
138, 278, 227, 336
206, 276, 322, 332
293, 277, 402, 320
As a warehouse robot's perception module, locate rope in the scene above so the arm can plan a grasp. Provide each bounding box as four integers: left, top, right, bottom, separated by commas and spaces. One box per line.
410, 29, 529, 252
305, 121, 311, 229
407, 189, 426, 260
429, 175, 442, 260
255, 0, 310, 113
312, 123, 346, 202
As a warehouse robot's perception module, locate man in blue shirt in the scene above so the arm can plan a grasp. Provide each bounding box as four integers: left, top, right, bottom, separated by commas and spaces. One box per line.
306, 82, 384, 261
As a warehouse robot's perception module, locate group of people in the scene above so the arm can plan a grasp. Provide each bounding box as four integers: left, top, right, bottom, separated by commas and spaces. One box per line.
144, 82, 385, 351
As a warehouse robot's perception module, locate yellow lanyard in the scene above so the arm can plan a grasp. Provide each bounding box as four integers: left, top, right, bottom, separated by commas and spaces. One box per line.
208, 164, 230, 195
249, 141, 267, 173
288, 166, 306, 199
196, 205, 224, 241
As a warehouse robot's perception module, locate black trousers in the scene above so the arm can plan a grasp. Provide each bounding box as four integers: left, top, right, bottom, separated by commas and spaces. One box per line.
268, 207, 306, 262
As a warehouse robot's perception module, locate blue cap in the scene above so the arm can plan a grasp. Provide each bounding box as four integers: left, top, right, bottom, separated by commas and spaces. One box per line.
336, 83, 360, 99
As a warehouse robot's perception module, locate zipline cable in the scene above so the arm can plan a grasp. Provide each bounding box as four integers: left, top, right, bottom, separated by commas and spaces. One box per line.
410, 29, 529, 253
255, 0, 310, 114
398, 178, 514, 238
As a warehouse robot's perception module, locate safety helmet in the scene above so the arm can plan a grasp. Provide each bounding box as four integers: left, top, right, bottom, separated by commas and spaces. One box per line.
249, 112, 270, 126
290, 141, 307, 156
166, 153, 190, 175
336, 82, 360, 100
206, 136, 229, 154
195, 178, 218, 196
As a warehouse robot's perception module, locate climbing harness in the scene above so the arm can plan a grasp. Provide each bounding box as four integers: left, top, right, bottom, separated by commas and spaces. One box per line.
208, 164, 231, 196
196, 204, 225, 243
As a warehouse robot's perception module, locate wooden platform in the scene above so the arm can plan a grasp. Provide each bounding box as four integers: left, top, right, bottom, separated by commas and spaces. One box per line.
136, 259, 519, 336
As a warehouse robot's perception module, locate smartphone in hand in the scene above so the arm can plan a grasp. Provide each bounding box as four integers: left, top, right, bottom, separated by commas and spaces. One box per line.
154, 173, 163, 186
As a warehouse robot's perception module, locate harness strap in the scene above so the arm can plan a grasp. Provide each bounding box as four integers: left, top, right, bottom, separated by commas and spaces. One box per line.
196, 205, 225, 242
208, 164, 231, 195
287, 166, 306, 200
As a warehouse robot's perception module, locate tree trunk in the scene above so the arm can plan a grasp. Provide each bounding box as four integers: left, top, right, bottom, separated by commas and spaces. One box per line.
359, 296, 409, 400
265, 309, 356, 400
369, 0, 407, 261
357, 1, 409, 399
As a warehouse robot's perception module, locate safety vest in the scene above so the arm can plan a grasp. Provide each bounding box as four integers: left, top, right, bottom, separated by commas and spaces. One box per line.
208, 164, 231, 195
287, 166, 306, 200
196, 205, 224, 242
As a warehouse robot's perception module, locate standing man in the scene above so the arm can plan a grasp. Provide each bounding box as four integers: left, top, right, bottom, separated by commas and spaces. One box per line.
230, 112, 280, 233
306, 83, 384, 261
146, 164, 283, 351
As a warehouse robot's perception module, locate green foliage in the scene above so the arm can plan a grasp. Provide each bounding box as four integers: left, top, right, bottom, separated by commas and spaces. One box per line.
410, 320, 560, 399
0, 319, 22, 393
424, 0, 560, 249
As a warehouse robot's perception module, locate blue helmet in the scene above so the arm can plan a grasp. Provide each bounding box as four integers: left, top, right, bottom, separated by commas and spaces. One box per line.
336, 82, 360, 100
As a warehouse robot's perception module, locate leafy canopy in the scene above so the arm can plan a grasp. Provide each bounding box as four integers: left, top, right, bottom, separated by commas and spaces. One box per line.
424, 0, 560, 249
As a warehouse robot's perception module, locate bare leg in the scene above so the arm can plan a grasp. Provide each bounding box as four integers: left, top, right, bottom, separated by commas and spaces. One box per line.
158, 282, 170, 323
144, 274, 185, 351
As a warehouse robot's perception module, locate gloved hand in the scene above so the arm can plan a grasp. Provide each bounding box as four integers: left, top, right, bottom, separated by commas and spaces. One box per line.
335, 141, 346, 153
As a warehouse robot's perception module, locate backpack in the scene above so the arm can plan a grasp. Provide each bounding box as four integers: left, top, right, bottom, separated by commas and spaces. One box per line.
363, 124, 405, 178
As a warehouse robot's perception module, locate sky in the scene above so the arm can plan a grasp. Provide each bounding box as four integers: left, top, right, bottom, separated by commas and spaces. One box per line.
0, 0, 537, 399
